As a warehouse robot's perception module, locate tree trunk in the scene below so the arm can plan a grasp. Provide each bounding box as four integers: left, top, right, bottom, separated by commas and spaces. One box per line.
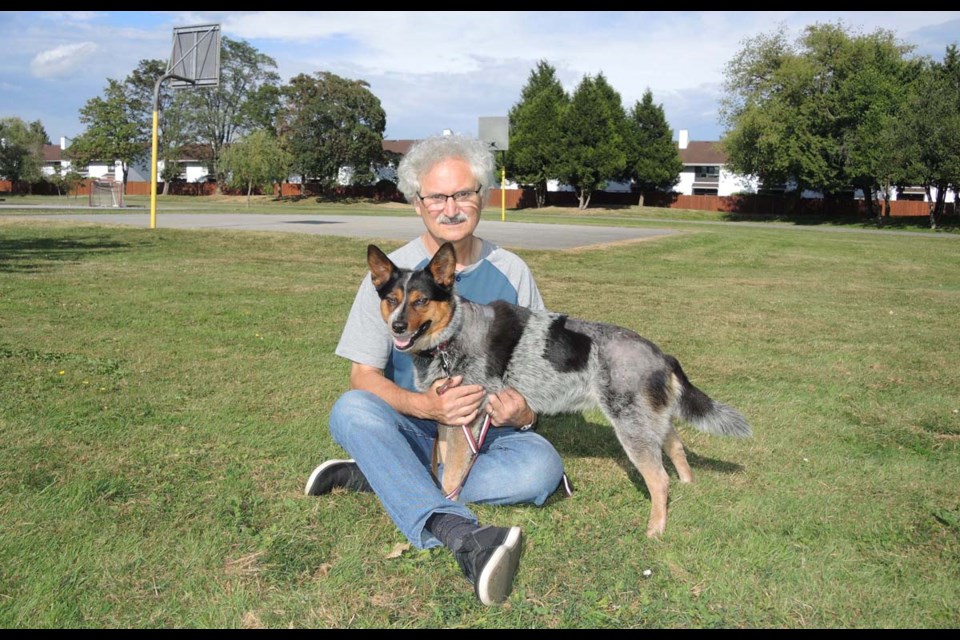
246, 179, 253, 207
637, 191, 645, 207
535, 180, 547, 208
578, 188, 591, 210
863, 186, 876, 220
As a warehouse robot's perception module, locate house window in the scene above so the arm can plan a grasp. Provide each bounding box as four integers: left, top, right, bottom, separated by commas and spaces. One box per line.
695, 166, 720, 179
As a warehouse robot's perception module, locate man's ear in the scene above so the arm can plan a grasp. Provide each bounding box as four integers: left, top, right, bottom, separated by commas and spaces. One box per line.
367, 245, 396, 289
427, 242, 457, 289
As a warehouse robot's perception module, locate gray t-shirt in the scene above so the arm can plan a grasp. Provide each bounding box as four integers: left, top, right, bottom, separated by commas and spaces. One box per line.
336, 236, 545, 391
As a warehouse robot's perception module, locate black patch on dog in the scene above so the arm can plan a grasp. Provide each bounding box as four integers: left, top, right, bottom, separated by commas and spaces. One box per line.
408, 268, 454, 303
544, 316, 592, 372
669, 355, 712, 417
372, 271, 403, 300
485, 301, 530, 378
601, 388, 636, 421
646, 369, 671, 411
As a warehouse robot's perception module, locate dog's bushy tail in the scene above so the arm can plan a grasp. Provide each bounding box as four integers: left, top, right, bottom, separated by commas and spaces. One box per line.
670, 357, 752, 438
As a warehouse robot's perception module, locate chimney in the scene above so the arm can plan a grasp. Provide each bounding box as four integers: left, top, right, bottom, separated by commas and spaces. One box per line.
678, 129, 689, 150
61, 136, 67, 150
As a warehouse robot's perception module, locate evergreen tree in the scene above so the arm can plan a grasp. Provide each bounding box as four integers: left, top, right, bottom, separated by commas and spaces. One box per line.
555, 73, 627, 209
625, 89, 682, 205
506, 60, 568, 208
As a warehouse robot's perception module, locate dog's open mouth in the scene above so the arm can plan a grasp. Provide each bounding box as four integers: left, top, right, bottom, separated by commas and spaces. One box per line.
393, 321, 430, 351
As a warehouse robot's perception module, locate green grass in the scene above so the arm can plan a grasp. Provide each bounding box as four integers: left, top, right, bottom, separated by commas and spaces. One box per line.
1, 205, 959, 628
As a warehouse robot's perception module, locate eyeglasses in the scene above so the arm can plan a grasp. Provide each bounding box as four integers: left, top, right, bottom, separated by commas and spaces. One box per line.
416, 185, 482, 212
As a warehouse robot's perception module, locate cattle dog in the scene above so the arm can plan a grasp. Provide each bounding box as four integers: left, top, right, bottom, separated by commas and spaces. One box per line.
367, 242, 752, 538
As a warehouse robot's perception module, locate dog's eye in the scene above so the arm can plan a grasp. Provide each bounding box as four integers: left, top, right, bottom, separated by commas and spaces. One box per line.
413, 297, 430, 308
385, 295, 399, 308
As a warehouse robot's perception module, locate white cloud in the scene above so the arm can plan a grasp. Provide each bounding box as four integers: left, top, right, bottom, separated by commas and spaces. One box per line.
30, 42, 100, 78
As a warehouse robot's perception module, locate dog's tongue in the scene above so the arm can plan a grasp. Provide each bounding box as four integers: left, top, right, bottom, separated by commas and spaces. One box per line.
394, 336, 414, 350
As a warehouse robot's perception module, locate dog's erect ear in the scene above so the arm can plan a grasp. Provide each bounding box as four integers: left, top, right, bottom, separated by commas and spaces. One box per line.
427, 242, 457, 289
367, 245, 397, 289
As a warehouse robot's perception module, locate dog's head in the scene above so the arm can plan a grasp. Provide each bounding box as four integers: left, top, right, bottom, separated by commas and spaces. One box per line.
367, 242, 459, 353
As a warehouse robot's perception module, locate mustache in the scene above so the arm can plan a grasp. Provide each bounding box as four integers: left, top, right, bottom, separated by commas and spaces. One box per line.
437, 212, 469, 224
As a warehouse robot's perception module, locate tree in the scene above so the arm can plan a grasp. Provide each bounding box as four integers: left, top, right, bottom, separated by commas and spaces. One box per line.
45, 169, 84, 197
842, 48, 918, 222
0, 117, 48, 193
68, 78, 148, 190
506, 60, 568, 208
278, 71, 386, 194
181, 37, 281, 193
554, 73, 627, 209
720, 22, 916, 204
895, 49, 960, 229
124, 58, 195, 195
220, 129, 292, 206
624, 89, 682, 205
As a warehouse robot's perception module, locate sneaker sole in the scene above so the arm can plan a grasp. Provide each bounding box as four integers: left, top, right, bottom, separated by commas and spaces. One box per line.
475, 526, 523, 606
304, 459, 355, 496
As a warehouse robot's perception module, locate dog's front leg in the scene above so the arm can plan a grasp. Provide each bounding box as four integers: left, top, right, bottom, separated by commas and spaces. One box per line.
436, 423, 472, 497
435, 411, 489, 499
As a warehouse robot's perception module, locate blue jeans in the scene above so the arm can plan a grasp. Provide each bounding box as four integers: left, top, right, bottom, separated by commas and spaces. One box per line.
329, 389, 566, 550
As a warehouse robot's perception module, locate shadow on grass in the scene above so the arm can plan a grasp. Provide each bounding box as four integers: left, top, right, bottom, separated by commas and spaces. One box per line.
723, 211, 960, 232
540, 414, 746, 501
0, 234, 136, 273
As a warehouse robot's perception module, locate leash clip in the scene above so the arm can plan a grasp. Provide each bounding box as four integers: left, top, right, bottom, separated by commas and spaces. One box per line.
438, 347, 451, 376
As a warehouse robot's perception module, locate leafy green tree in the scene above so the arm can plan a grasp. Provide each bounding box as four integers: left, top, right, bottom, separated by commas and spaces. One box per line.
68, 78, 148, 190
279, 71, 386, 194
220, 129, 292, 206
895, 49, 960, 229
842, 47, 918, 222
624, 89, 682, 205
0, 117, 48, 193
44, 168, 85, 197
506, 60, 568, 208
181, 36, 281, 192
720, 22, 916, 204
124, 58, 194, 195
554, 73, 627, 209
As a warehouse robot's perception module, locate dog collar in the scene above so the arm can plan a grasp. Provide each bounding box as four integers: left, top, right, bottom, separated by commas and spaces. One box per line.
422, 341, 452, 375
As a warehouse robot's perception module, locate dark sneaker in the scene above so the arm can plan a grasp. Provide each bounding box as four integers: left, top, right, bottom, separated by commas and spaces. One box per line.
452, 525, 523, 606
304, 459, 372, 496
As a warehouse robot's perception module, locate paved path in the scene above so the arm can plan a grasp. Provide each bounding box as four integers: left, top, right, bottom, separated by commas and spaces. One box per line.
2, 212, 677, 251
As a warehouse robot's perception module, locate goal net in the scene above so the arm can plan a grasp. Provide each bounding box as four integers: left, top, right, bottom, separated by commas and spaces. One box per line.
89, 179, 123, 208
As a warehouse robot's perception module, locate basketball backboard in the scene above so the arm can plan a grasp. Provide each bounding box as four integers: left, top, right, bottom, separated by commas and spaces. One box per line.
479, 116, 509, 152
168, 24, 221, 89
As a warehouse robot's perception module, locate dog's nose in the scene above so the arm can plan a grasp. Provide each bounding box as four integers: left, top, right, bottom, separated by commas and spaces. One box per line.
392, 320, 407, 334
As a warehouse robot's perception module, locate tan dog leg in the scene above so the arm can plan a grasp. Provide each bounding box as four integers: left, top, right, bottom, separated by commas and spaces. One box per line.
436, 424, 474, 497
663, 426, 694, 484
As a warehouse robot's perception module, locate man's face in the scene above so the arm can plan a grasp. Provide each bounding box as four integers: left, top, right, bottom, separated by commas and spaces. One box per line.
413, 157, 483, 245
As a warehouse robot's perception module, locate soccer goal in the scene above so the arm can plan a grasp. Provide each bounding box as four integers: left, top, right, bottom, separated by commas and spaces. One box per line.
89, 179, 123, 208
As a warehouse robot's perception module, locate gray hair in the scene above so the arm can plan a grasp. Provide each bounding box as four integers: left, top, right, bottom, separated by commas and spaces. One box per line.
396, 133, 496, 204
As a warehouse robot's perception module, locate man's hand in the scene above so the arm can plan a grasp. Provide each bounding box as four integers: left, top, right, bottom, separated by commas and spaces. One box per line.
485, 387, 536, 428
426, 375, 486, 426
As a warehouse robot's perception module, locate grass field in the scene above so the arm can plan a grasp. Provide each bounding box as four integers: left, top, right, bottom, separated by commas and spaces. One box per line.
1, 200, 958, 628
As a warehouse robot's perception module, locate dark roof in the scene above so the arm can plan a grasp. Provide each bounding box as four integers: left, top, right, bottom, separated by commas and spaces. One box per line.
43, 144, 62, 163
383, 139, 415, 155
678, 140, 726, 165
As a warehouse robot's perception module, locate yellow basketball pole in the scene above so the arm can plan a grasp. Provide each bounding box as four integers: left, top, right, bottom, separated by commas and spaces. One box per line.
500, 153, 506, 222
149, 108, 159, 229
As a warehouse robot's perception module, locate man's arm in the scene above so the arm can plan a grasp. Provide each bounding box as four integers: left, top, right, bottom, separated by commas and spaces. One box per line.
349, 362, 488, 427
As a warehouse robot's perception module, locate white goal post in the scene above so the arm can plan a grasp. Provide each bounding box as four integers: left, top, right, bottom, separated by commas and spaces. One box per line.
89, 179, 123, 208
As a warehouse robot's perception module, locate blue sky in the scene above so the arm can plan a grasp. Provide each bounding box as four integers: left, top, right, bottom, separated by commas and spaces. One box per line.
2, 11, 959, 146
